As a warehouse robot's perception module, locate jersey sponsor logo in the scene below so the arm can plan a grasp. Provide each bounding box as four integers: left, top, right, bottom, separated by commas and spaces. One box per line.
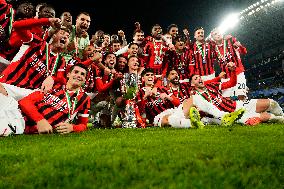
29, 54, 46, 75
43, 93, 68, 112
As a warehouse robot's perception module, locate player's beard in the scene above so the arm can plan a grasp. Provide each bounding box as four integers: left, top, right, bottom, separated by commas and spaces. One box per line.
169, 76, 179, 85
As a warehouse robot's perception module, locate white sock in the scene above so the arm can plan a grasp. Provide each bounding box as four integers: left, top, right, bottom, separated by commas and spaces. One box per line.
193, 94, 226, 119
168, 114, 192, 128
201, 117, 221, 125
268, 99, 283, 116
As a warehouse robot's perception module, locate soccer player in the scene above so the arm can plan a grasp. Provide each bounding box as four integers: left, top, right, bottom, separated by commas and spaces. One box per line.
103, 33, 111, 48
189, 68, 283, 125
95, 52, 123, 92
163, 35, 194, 80
37, 4, 55, 19
90, 30, 104, 51
63, 12, 91, 61
167, 24, 179, 41
111, 39, 122, 53
136, 68, 180, 125
0, 2, 36, 63
144, 24, 169, 75
0, 26, 70, 100
61, 12, 72, 27
119, 42, 145, 73
114, 29, 145, 56
7, 16, 62, 56
162, 69, 192, 103
192, 27, 216, 81
67, 45, 104, 99
153, 65, 234, 128
210, 28, 248, 99
19, 64, 91, 134
91, 52, 123, 128
113, 55, 145, 128
114, 55, 127, 73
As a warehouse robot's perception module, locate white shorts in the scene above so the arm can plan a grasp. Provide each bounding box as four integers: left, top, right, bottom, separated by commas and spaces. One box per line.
0, 94, 25, 136
0, 83, 37, 101
236, 99, 260, 124
222, 72, 247, 97
153, 104, 185, 127
201, 72, 216, 82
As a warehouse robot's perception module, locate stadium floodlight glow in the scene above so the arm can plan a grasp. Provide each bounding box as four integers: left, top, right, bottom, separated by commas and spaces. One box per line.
207, 0, 283, 39
217, 13, 239, 34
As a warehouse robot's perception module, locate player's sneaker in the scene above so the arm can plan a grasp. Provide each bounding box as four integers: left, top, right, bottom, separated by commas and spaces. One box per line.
221, 108, 245, 127
189, 107, 205, 129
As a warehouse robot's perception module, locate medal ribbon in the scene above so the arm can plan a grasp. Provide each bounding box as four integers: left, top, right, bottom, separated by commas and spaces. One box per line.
8, 8, 14, 36
197, 43, 207, 63
46, 43, 60, 76
215, 39, 227, 62
65, 90, 79, 121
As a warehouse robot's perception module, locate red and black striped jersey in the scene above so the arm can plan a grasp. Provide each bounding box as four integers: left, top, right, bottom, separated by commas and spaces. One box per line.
213, 37, 247, 78
144, 39, 168, 75
136, 86, 179, 123
0, 18, 50, 61
19, 84, 90, 133
163, 47, 195, 79
162, 83, 192, 104
191, 82, 237, 113
0, 41, 66, 89
192, 42, 215, 76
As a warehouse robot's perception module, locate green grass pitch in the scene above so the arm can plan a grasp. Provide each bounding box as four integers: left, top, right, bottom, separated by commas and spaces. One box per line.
0, 124, 284, 189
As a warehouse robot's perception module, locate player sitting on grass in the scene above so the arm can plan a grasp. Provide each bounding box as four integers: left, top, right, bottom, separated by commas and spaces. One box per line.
190, 60, 283, 125
189, 60, 283, 126
19, 64, 90, 134
154, 62, 246, 128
